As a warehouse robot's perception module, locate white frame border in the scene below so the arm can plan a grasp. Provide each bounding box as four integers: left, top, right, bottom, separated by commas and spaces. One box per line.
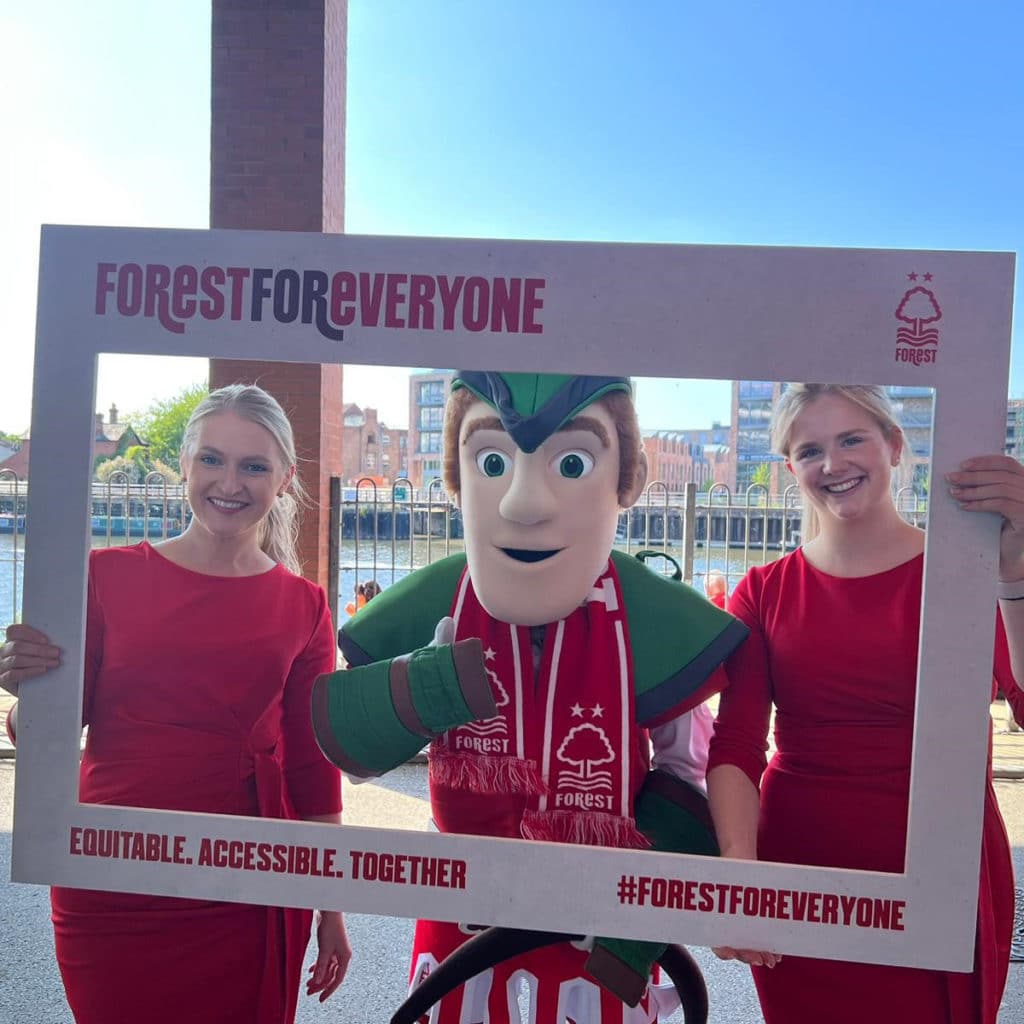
11, 225, 1015, 970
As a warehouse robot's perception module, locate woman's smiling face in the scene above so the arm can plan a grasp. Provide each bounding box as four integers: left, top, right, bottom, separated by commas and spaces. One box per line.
179, 410, 293, 544
786, 393, 902, 526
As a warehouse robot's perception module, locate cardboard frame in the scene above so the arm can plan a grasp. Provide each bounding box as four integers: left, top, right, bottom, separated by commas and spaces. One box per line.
12, 225, 1015, 969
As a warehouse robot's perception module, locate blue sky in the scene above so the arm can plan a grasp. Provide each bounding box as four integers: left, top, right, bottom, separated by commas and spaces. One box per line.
3, 1, 1023, 433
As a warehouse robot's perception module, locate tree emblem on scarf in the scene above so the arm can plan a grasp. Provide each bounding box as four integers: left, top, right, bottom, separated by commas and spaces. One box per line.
556, 723, 614, 790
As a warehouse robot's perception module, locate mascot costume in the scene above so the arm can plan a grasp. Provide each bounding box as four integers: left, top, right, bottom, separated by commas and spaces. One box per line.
312, 372, 748, 1024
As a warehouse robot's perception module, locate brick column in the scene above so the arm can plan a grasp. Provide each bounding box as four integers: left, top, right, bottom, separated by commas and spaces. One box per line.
209, 0, 346, 593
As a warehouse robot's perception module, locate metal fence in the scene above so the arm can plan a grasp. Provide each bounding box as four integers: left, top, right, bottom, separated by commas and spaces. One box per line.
336, 477, 929, 612
1, 475, 931, 625
0, 470, 25, 624
0, 472, 185, 622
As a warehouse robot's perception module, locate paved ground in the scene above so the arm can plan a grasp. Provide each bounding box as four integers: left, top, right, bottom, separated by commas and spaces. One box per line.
0, 762, 762, 1024
1, 711, 1022, 1022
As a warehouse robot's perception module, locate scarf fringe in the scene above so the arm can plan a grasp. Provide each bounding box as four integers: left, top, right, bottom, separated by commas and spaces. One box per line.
430, 750, 547, 796
520, 808, 651, 849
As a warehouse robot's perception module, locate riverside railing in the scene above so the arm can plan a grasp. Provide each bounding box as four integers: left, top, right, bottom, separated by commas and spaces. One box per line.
339, 480, 806, 607
0, 475, 186, 624
0, 478, 932, 625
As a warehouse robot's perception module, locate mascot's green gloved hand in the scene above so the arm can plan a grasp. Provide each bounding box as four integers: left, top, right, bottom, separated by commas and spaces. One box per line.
311, 617, 497, 778
586, 936, 668, 1007
585, 770, 720, 1006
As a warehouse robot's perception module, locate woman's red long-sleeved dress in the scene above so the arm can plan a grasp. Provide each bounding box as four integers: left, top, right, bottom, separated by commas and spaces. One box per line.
49, 543, 341, 1024
708, 550, 1021, 1024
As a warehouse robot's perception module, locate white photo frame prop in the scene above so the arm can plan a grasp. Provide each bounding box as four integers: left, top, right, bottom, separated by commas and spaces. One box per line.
13, 225, 1014, 971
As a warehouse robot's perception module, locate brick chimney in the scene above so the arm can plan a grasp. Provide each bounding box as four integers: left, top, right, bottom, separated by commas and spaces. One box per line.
109, 403, 118, 425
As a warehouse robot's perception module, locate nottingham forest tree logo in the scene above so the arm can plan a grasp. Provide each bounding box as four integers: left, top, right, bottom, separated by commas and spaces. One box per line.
556, 723, 614, 792
894, 273, 941, 365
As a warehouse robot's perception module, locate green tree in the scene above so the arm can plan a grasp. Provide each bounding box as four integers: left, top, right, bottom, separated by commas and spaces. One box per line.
94, 451, 182, 485
123, 444, 153, 479
95, 455, 140, 484
744, 463, 772, 506
130, 382, 207, 466
149, 459, 182, 485
0, 431, 21, 447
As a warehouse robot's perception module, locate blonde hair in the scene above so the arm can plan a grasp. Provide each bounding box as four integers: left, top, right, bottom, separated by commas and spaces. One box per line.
771, 384, 900, 543
181, 384, 305, 574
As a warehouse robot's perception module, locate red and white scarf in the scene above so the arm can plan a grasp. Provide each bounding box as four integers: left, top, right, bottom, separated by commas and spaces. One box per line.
430, 561, 649, 849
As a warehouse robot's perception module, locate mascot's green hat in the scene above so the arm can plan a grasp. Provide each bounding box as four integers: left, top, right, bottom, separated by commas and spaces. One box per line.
451, 371, 632, 453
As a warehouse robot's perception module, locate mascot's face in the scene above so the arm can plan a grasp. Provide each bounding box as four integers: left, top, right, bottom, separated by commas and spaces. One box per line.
457, 398, 624, 626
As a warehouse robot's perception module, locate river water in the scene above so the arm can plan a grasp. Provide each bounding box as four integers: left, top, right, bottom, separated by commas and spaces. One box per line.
0, 533, 775, 627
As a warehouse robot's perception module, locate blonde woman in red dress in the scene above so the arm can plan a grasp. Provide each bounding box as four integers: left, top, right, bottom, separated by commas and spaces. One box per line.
708, 383, 1023, 1024
0, 384, 351, 1024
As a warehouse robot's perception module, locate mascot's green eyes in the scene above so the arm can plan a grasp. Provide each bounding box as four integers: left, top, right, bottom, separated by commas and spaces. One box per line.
557, 451, 594, 479
477, 450, 510, 477
475, 449, 594, 479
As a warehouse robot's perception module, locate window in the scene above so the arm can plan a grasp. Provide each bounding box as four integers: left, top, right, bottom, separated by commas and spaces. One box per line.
736, 429, 773, 455
420, 407, 444, 430
739, 380, 775, 400
737, 403, 773, 426
418, 380, 445, 405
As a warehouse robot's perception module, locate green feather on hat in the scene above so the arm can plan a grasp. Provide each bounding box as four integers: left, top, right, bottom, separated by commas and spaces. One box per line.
451, 371, 633, 453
